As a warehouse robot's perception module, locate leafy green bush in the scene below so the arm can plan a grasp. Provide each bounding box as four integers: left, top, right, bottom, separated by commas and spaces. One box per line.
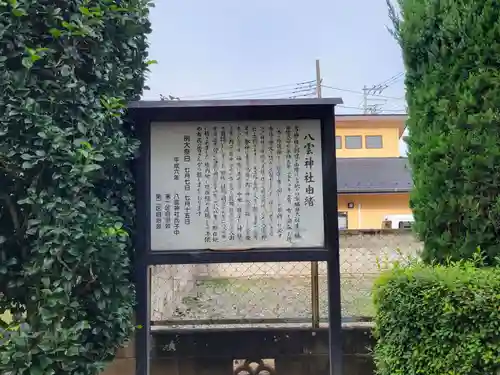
373, 260, 500, 375
0, 1, 152, 374
388, 0, 500, 265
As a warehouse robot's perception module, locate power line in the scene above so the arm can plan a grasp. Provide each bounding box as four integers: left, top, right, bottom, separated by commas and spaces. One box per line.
290, 92, 316, 99
167, 78, 406, 113
383, 76, 403, 90
211, 85, 316, 100
249, 87, 315, 99
382, 101, 408, 112
321, 73, 405, 114
337, 104, 406, 113
338, 105, 365, 111
170, 80, 403, 102
375, 72, 404, 88
179, 80, 315, 100
321, 84, 404, 101
379, 72, 403, 86
360, 72, 405, 113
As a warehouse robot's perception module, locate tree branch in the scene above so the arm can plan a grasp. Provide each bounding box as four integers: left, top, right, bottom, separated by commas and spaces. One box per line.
0, 194, 20, 232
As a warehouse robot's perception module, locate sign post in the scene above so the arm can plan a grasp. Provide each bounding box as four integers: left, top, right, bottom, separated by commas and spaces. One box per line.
129, 98, 343, 375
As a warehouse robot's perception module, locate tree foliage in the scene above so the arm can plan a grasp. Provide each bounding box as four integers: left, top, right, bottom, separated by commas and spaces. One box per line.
0, 0, 152, 374
388, 0, 500, 265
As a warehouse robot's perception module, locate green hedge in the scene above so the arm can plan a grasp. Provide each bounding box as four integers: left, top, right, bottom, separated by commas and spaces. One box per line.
389, 0, 500, 265
0, 1, 151, 374
373, 262, 500, 375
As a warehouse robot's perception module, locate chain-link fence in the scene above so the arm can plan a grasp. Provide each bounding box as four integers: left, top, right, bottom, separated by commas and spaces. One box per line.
150, 230, 421, 328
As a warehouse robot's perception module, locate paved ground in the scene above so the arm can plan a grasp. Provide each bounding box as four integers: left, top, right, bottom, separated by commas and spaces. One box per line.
166, 275, 375, 327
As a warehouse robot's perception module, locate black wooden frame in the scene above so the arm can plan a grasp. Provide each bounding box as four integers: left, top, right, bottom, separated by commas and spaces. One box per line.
129, 98, 343, 375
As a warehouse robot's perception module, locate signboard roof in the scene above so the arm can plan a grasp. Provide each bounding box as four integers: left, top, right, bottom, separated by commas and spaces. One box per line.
129, 98, 343, 109
128, 98, 343, 123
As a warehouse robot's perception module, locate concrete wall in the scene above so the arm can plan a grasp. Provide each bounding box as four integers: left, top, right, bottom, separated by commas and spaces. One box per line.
335, 120, 402, 158
338, 193, 411, 230
101, 338, 135, 375
201, 230, 422, 278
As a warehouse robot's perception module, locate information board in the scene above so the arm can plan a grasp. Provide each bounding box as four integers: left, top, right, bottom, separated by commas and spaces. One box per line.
150, 120, 324, 251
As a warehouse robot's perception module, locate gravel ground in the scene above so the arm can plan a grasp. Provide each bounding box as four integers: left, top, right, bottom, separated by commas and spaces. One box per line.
165, 275, 375, 327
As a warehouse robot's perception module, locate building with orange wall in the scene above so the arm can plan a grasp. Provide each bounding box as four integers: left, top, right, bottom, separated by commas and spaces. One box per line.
335, 114, 412, 229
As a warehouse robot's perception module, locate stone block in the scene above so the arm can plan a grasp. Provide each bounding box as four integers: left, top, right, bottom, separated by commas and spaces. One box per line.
151, 358, 178, 375
116, 338, 135, 359
101, 358, 135, 375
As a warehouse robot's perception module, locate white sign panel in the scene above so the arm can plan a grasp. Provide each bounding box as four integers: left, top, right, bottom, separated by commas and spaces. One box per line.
150, 120, 324, 251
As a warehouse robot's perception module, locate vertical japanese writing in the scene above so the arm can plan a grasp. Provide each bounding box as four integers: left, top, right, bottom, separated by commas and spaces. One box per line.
183, 135, 191, 163
252, 126, 258, 240
220, 126, 227, 241
173, 193, 180, 235
212, 125, 219, 243
164, 193, 171, 230
236, 125, 244, 240
203, 127, 211, 243
151, 120, 324, 250
259, 126, 267, 240
244, 125, 251, 241
304, 133, 316, 209
184, 195, 191, 226
285, 126, 293, 242
155, 194, 162, 230
184, 136, 191, 226
196, 127, 203, 216
293, 125, 301, 239
228, 125, 236, 241
173, 157, 180, 181
276, 128, 284, 238
267, 125, 275, 238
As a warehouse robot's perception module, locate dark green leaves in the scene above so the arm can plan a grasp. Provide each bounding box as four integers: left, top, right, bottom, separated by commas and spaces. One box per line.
373, 262, 500, 375
82, 164, 101, 173
21, 57, 33, 69
388, 0, 500, 265
49, 28, 62, 38
0, 0, 151, 374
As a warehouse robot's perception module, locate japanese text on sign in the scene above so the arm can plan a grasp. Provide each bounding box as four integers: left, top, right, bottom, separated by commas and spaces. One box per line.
150, 120, 324, 250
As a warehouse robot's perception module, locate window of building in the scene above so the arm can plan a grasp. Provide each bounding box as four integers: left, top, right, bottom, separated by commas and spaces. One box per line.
365, 135, 383, 149
335, 136, 342, 149
398, 221, 412, 229
338, 212, 348, 230
345, 135, 362, 149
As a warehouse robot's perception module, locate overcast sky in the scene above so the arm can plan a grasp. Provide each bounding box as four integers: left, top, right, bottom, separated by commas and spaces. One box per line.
144, 0, 408, 152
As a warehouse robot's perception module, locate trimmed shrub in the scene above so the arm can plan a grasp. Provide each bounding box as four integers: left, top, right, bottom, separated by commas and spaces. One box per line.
373, 261, 500, 375
0, 1, 152, 374
388, 0, 500, 265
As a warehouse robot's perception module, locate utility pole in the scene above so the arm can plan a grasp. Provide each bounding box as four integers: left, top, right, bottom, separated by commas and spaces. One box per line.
315, 59, 322, 98
362, 85, 368, 114
361, 73, 406, 114
362, 84, 387, 114
311, 59, 321, 331
315, 59, 342, 375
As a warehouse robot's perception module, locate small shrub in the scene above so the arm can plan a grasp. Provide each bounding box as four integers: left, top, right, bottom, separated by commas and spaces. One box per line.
373, 261, 500, 375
